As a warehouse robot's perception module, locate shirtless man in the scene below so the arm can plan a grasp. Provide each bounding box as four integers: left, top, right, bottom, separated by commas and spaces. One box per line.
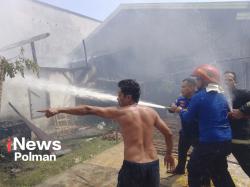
39, 79, 175, 187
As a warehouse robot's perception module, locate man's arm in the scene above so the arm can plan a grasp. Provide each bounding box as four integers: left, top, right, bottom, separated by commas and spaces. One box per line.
154, 113, 175, 171
240, 101, 250, 115
228, 90, 250, 119
168, 98, 179, 113
239, 90, 250, 114
168, 103, 178, 113
38, 105, 124, 119
229, 101, 250, 119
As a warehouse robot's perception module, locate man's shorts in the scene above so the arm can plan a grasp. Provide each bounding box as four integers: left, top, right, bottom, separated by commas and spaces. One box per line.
117, 159, 160, 187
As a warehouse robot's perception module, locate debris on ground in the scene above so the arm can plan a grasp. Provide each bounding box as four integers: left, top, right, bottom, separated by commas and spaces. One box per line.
102, 131, 122, 141
97, 121, 106, 130
85, 137, 95, 142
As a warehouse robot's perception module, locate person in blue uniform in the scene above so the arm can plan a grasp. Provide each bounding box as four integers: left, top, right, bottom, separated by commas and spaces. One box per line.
169, 78, 197, 174
173, 64, 235, 187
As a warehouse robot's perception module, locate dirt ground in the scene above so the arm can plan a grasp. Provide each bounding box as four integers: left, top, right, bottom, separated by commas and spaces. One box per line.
36, 142, 250, 187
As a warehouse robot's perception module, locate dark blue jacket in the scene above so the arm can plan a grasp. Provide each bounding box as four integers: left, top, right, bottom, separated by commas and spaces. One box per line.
180, 89, 232, 143
176, 96, 199, 138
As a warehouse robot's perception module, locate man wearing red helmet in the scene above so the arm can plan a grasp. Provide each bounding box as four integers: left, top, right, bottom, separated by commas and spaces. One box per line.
173, 64, 235, 187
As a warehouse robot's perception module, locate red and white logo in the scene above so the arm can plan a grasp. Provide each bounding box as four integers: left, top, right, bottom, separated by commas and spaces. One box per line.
6, 137, 12, 153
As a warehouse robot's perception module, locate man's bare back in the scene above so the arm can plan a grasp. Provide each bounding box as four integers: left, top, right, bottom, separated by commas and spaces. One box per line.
115, 105, 171, 163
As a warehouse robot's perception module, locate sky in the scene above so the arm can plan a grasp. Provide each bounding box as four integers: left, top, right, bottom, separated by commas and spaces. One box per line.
38, 0, 248, 21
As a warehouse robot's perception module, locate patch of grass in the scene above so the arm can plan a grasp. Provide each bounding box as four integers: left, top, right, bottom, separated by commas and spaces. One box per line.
0, 137, 118, 187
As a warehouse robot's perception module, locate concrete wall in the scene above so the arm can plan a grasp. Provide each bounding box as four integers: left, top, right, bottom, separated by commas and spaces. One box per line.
0, 0, 100, 133
0, 0, 100, 67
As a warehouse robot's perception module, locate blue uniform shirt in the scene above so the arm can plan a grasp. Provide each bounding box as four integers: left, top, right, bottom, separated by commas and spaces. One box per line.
180, 89, 232, 143
175, 96, 190, 109
175, 96, 198, 138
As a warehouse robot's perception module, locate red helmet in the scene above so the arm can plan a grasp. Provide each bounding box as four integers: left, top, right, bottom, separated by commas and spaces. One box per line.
192, 64, 220, 84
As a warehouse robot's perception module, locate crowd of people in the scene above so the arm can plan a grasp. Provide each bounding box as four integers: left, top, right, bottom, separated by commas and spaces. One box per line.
39, 64, 250, 187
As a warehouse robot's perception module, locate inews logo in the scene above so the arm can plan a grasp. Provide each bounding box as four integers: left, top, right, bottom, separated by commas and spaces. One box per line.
6, 137, 61, 161
7, 137, 12, 153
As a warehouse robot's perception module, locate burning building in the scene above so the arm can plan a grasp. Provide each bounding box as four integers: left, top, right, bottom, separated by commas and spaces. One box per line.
84, 1, 250, 106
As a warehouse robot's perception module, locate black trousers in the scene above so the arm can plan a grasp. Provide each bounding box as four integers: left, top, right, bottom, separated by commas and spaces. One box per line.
232, 143, 250, 177
175, 131, 194, 172
187, 141, 235, 187
117, 160, 159, 187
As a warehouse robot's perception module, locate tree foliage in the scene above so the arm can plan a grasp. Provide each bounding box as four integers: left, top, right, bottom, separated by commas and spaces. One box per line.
0, 48, 39, 81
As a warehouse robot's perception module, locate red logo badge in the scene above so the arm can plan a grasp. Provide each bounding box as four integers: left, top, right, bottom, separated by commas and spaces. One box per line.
6, 137, 12, 153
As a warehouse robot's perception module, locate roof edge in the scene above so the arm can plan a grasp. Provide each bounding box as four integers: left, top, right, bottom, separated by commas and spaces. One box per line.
32, 0, 102, 23
86, 4, 123, 42
120, 1, 249, 10
85, 1, 250, 43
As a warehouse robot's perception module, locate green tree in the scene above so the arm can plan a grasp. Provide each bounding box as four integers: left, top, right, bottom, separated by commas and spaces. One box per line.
0, 48, 39, 111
